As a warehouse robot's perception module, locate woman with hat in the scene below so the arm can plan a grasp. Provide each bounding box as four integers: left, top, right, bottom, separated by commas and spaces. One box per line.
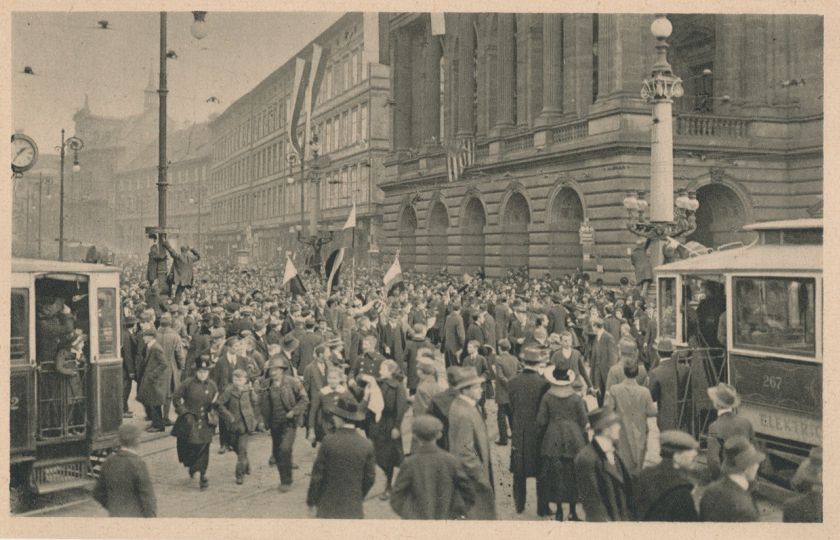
306, 395, 377, 519
699, 436, 764, 521
171, 355, 218, 490
536, 367, 588, 521
551, 331, 593, 394
404, 323, 433, 395
705, 383, 754, 479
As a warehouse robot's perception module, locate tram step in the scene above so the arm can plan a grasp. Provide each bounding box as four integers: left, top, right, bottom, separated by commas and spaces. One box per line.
32, 457, 93, 495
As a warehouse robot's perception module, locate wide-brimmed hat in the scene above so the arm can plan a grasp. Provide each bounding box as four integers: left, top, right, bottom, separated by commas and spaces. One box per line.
453, 366, 485, 390
520, 347, 547, 365
722, 436, 766, 473
707, 382, 741, 410
655, 338, 675, 354
544, 366, 575, 386
281, 334, 300, 352
791, 446, 822, 490
325, 395, 367, 421
588, 407, 620, 432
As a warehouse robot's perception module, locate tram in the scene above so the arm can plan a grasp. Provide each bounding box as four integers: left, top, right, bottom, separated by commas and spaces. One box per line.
654, 218, 822, 488
10, 258, 124, 509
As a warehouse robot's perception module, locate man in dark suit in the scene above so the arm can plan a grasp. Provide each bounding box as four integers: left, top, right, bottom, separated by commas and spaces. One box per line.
306, 396, 376, 519
636, 430, 700, 521
93, 424, 157, 517
426, 367, 462, 451
493, 339, 519, 446
479, 304, 497, 354
783, 446, 822, 523
648, 338, 688, 431
121, 315, 139, 419
443, 303, 465, 368
508, 302, 528, 358
602, 305, 622, 342
297, 319, 324, 373
705, 383, 755, 479
575, 407, 636, 521
494, 296, 512, 343
390, 415, 475, 519
547, 295, 568, 336
590, 318, 619, 406
508, 347, 551, 516
700, 436, 764, 521
448, 367, 496, 520
136, 329, 171, 432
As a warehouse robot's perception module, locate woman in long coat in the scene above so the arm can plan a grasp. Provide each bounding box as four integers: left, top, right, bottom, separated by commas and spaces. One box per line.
536, 367, 588, 521
370, 360, 408, 500
171, 356, 218, 490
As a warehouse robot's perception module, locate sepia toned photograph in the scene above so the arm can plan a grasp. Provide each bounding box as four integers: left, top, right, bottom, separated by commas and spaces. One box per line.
5, 4, 824, 531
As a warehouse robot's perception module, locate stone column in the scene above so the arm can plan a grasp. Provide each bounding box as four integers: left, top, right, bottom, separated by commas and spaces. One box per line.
495, 13, 516, 133
527, 14, 544, 125
742, 15, 769, 111
515, 14, 529, 127
563, 14, 593, 119
457, 14, 477, 137
539, 13, 563, 124
714, 15, 744, 113
423, 31, 442, 148
393, 30, 412, 150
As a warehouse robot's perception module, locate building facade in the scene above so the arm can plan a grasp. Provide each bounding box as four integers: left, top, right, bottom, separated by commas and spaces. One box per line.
11, 154, 61, 259
380, 13, 823, 283
113, 123, 211, 256
207, 13, 391, 266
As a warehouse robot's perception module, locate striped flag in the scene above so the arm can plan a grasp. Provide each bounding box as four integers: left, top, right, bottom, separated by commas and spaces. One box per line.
383, 251, 403, 295
446, 136, 475, 182
288, 58, 311, 159
282, 256, 306, 296
304, 44, 327, 160
325, 247, 345, 297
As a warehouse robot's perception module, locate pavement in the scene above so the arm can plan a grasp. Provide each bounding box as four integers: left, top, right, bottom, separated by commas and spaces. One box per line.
28, 352, 782, 521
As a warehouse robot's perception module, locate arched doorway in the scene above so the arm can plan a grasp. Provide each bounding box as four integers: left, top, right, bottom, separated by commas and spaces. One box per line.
461, 198, 486, 274
501, 192, 530, 273
549, 187, 584, 278
398, 206, 417, 270
428, 201, 449, 272
688, 184, 747, 248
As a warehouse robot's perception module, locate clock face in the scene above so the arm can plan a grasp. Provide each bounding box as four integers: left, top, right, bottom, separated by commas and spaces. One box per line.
11, 134, 38, 173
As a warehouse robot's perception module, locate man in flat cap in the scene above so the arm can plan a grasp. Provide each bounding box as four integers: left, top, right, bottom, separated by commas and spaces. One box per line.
636, 430, 700, 521
93, 424, 157, 517
390, 415, 475, 520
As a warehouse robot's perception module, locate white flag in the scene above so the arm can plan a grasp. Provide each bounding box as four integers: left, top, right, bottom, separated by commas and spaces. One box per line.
383, 252, 403, 294
430, 13, 446, 36
282, 256, 298, 286
343, 203, 357, 230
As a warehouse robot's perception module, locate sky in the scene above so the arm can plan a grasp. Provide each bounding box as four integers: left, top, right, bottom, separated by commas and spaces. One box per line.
12, 11, 342, 152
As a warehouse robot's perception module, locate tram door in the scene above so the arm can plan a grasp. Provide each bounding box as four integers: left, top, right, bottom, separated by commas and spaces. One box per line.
88, 273, 123, 447
34, 275, 90, 441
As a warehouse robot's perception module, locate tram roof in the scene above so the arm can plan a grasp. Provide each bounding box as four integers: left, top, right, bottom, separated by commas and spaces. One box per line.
742, 218, 822, 231
654, 244, 822, 274
11, 258, 121, 275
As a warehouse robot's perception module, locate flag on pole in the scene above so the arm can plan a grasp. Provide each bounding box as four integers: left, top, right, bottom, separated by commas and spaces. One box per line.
343, 203, 357, 230
325, 248, 345, 297
288, 58, 311, 159
304, 44, 327, 161
383, 251, 403, 295
282, 256, 306, 296
446, 136, 475, 182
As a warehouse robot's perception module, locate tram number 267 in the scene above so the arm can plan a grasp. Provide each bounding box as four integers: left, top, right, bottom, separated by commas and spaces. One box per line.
762, 375, 783, 391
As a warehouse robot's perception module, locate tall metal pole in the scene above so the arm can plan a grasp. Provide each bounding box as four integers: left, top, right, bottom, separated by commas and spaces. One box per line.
197, 183, 201, 251
59, 129, 65, 261
157, 12, 169, 240
25, 186, 31, 256
37, 173, 43, 258
299, 156, 305, 236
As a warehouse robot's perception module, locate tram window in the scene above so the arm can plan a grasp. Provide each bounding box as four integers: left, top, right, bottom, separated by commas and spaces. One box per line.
658, 277, 677, 340
98, 288, 117, 356
733, 277, 816, 357
11, 288, 29, 364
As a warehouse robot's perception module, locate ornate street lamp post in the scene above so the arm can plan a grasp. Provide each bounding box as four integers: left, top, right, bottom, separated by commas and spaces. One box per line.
56, 130, 83, 261
625, 15, 699, 241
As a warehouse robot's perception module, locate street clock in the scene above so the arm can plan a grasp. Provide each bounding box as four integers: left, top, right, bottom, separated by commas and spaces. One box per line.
11, 133, 39, 175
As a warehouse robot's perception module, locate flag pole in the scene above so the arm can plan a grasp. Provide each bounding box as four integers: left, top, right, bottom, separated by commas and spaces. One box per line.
351, 223, 356, 293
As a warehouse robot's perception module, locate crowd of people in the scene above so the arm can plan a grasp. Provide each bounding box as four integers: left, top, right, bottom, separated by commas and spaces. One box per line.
92, 236, 822, 522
